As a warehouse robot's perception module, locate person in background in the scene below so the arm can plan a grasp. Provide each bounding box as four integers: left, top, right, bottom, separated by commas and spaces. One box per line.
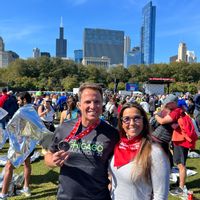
56, 92, 67, 112
154, 94, 196, 197
0, 88, 9, 130
149, 95, 157, 117
3, 91, 18, 121
59, 96, 79, 124
117, 99, 126, 116
193, 86, 200, 131
33, 91, 43, 110
108, 97, 118, 127
140, 97, 150, 114
187, 96, 195, 116
45, 83, 119, 200
0, 92, 34, 200
51, 93, 59, 119
38, 98, 55, 132
109, 102, 170, 200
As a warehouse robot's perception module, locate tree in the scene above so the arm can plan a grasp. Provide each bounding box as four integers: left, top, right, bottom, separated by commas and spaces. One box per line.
108, 65, 130, 83
61, 76, 79, 91
117, 82, 125, 90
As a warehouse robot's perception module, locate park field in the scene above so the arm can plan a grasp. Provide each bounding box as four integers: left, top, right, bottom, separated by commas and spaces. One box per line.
0, 139, 199, 200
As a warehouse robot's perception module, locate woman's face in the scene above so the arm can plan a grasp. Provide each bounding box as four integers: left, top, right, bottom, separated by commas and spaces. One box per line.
44, 100, 51, 108
121, 107, 144, 139
67, 98, 75, 109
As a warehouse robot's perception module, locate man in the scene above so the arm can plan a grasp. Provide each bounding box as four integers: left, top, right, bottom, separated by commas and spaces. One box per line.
0, 88, 9, 130
56, 92, 67, 112
193, 86, 200, 131
45, 83, 119, 200
154, 94, 190, 197
2, 90, 18, 122
0, 92, 33, 200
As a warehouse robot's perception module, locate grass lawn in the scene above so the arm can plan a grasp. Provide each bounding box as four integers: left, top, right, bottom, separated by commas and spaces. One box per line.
0, 139, 200, 200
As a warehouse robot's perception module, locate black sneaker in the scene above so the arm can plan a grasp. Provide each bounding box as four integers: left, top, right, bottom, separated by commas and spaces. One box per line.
170, 187, 183, 196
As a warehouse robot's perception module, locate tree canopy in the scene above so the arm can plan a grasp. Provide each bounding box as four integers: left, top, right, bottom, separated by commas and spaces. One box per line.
0, 57, 199, 94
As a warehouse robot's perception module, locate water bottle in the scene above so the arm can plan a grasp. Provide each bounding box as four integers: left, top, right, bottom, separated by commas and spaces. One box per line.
187, 191, 193, 200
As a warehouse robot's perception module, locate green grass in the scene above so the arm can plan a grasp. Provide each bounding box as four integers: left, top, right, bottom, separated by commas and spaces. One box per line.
0, 140, 200, 200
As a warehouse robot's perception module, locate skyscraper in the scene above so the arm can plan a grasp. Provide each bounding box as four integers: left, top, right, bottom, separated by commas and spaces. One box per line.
0, 36, 19, 68
124, 47, 141, 68
33, 47, 40, 58
187, 50, 197, 63
177, 42, 187, 62
0, 37, 5, 52
124, 36, 131, 56
56, 17, 67, 58
83, 28, 124, 65
140, 1, 156, 65
74, 49, 83, 64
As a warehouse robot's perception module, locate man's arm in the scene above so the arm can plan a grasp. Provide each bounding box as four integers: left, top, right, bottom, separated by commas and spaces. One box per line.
44, 150, 69, 168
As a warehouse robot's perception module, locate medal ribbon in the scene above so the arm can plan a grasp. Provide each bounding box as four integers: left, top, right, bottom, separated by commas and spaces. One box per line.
64, 117, 100, 142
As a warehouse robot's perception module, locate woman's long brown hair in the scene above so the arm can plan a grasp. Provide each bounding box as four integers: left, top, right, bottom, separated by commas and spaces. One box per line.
118, 102, 152, 182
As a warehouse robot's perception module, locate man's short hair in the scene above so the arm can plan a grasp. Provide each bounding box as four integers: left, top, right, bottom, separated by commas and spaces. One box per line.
2, 88, 7, 93
78, 83, 103, 101
17, 91, 32, 104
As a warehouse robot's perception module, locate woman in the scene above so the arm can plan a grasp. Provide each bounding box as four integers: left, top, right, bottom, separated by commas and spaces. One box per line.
109, 102, 170, 200
38, 98, 55, 132
59, 96, 79, 124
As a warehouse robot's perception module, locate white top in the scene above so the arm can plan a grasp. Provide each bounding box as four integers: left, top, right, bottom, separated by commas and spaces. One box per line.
40, 106, 55, 122
109, 144, 170, 200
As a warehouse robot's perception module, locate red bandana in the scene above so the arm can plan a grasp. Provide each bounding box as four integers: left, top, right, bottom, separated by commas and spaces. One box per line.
114, 134, 142, 167
64, 117, 100, 142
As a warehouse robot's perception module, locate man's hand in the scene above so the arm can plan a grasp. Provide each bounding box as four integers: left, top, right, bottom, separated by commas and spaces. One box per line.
44, 150, 69, 168
52, 150, 69, 167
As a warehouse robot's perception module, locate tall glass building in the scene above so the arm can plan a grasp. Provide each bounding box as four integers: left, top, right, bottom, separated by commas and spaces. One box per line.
56, 18, 67, 58
74, 49, 83, 63
83, 28, 124, 65
140, 1, 156, 65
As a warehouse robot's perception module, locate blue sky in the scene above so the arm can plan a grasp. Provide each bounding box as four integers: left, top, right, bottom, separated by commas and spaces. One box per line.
0, 0, 199, 63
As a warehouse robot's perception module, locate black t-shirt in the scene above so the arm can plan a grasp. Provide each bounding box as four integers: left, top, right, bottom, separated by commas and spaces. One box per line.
194, 94, 200, 111
49, 119, 119, 200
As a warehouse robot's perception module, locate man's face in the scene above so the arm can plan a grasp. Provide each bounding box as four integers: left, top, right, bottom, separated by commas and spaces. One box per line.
78, 88, 103, 126
17, 97, 24, 107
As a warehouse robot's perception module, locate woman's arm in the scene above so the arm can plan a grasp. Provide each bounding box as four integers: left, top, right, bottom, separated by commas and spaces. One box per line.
38, 105, 48, 117
60, 111, 66, 124
151, 145, 170, 200
154, 114, 173, 125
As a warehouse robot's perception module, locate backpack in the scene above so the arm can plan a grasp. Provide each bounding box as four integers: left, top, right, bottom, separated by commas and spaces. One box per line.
172, 113, 198, 148
150, 115, 173, 143
3, 96, 18, 120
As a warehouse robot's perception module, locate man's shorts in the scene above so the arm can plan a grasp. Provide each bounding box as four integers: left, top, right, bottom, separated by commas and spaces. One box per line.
173, 145, 189, 165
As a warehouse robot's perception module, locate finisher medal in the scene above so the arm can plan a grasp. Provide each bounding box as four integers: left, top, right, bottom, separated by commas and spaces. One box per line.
58, 140, 70, 151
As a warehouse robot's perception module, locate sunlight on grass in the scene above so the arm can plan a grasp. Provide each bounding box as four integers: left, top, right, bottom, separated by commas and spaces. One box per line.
0, 139, 200, 200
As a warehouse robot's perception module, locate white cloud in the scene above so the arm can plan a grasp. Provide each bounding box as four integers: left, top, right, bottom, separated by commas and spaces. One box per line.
0, 19, 46, 42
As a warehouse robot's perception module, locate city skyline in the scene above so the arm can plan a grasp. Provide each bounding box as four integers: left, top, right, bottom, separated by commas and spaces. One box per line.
0, 0, 199, 63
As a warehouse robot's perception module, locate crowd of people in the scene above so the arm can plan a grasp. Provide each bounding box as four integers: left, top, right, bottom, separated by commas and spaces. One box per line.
0, 84, 199, 200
